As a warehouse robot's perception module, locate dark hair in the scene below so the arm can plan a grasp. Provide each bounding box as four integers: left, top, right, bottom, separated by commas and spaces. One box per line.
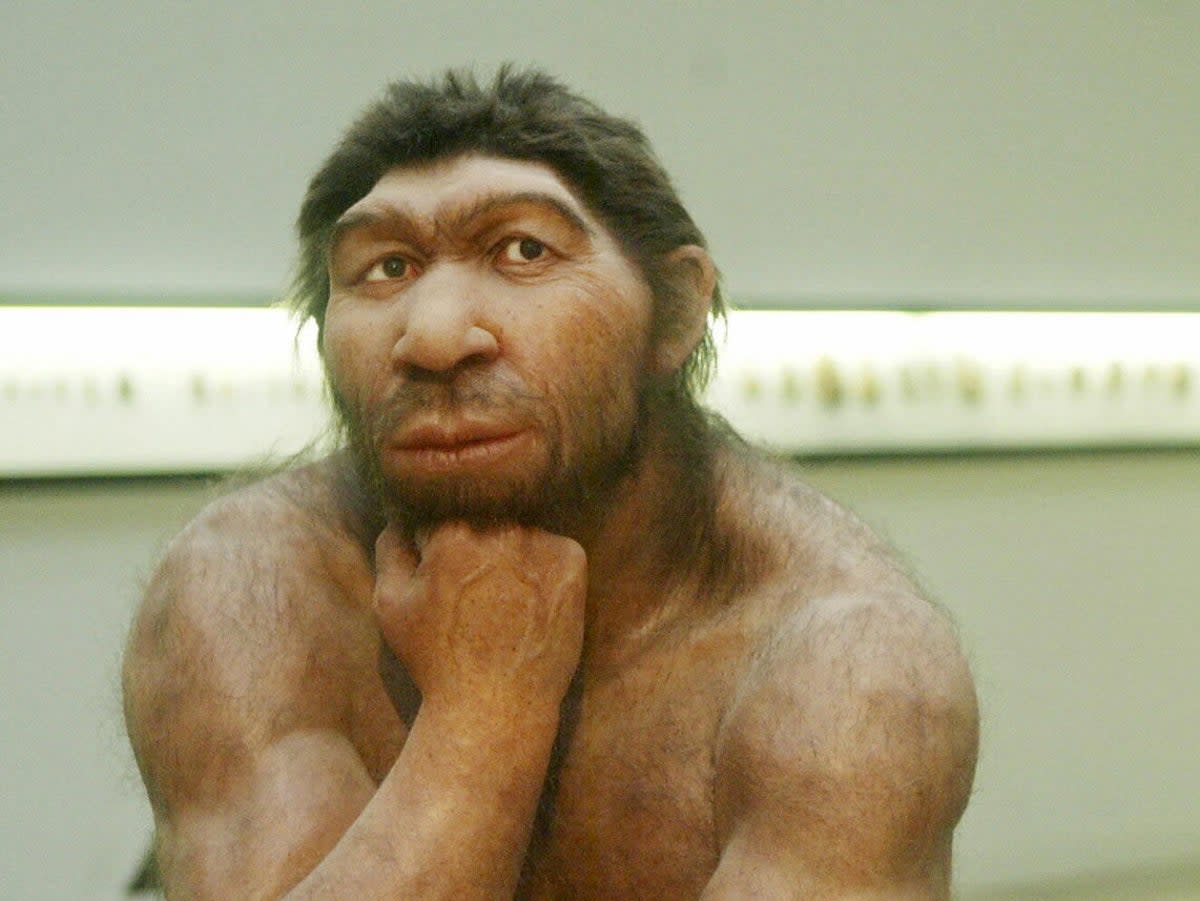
290, 65, 723, 398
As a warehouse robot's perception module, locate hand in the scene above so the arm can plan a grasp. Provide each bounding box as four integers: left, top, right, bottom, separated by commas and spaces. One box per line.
373, 522, 587, 716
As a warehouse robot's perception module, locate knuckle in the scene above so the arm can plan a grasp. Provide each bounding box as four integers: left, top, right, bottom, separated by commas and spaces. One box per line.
558, 536, 587, 567
373, 586, 404, 622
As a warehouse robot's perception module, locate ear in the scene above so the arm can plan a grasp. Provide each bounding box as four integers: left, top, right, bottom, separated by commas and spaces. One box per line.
652, 245, 717, 374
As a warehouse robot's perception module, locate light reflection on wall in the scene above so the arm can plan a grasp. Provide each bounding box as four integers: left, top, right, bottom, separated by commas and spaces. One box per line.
1, 306, 1198, 476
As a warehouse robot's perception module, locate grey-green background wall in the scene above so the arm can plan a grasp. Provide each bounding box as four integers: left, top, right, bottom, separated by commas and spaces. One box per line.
4, 2, 1199, 308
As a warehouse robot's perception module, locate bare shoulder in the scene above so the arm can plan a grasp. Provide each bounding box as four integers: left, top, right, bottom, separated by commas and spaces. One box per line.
121, 457, 392, 896
122, 456, 378, 811
707, 450, 978, 895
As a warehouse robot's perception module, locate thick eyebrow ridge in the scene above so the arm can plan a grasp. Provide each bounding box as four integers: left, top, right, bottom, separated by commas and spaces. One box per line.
327, 189, 595, 259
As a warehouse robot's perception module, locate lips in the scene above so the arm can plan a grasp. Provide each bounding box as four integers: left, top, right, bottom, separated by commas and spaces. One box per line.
394, 419, 523, 449
388, 419, 531, 470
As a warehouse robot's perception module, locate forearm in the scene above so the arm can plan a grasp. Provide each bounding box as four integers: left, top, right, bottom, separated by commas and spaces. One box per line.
285, 697, 559, 901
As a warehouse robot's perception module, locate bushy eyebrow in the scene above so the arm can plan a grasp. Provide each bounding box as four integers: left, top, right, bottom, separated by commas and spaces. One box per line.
327, 190, 595, 260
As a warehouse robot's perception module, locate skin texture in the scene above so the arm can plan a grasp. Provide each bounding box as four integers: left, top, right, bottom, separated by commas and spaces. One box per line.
123, 157, 979, 900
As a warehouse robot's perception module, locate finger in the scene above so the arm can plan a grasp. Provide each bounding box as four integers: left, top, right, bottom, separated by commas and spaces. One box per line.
413, 524, 434, 554
374, 523, 420, 585
418, 520, 476, 560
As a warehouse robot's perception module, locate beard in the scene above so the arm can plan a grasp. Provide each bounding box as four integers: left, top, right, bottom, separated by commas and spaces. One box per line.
331, 364, 652, 534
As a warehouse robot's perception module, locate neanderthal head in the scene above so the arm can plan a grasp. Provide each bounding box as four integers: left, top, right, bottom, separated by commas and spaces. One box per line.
289, 65, 724, 405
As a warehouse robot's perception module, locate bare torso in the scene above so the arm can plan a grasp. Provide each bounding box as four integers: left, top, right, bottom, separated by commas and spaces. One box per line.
228, 445, 916, 899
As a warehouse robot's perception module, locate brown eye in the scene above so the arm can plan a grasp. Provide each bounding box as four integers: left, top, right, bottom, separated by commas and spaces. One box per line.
500, 237, 547, 264
518, 238, 544, 260
381, 257, 408, 277
364, 256, 410, 282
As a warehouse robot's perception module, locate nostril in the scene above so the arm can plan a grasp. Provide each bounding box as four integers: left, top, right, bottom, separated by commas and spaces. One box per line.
463, 325, 500, 361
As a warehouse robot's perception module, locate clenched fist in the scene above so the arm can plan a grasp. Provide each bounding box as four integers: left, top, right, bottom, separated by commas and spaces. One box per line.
374, 522, 588, 717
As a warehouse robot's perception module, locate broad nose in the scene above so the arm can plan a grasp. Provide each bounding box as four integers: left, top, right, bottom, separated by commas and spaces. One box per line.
391, 268, 500, 374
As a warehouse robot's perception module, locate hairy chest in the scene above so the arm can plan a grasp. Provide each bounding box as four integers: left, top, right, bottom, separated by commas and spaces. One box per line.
517, 622, 751, 901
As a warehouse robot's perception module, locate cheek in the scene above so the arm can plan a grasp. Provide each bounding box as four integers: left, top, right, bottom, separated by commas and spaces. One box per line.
320, 308, 389, 411
511, 302, 648, 407
319, 321, 352, 396
534, 269, 652, 365
534, 295, 651, 427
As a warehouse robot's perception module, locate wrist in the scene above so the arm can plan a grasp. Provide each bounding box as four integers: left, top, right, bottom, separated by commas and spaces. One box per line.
419, 687, 564, 747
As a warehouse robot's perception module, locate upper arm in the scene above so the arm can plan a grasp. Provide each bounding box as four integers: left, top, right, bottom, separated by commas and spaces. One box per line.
122, 494, 380, 900
708, 593, 979, 900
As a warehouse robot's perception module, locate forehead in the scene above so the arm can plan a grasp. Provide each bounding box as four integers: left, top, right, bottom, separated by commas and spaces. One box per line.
340, 155, 595, 232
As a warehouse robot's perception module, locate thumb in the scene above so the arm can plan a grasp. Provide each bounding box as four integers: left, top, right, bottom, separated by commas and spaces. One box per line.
374, 523, 419, 580
373, 523, 420, 630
